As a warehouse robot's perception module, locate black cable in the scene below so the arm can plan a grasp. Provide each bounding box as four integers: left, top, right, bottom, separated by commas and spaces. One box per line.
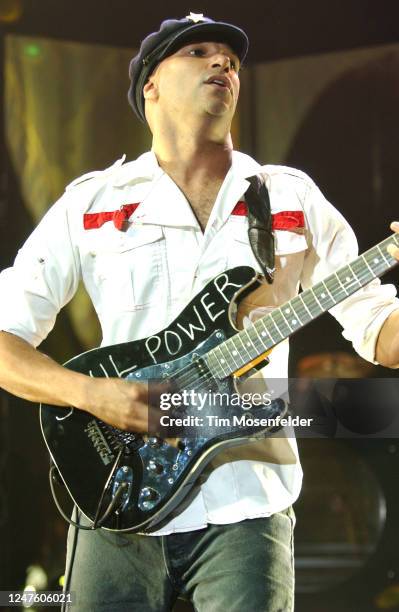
52, 470, 128, 611
91, 446, 124, 528
49, 466, 93, 530
49, 464, 128, 529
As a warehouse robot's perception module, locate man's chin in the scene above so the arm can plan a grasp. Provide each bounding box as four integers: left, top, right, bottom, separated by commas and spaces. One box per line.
204, 102, 234, 119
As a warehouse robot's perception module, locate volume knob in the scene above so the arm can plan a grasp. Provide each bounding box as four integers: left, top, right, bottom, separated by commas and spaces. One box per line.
147, 437, 163, 448
148, 460, 164, 475
141, 487, 159, 502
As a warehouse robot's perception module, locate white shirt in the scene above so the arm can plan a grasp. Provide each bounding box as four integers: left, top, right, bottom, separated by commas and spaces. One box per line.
1, 150, 398, 535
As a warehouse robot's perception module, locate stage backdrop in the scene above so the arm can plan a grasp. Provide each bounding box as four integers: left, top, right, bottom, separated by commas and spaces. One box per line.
3, 34, 399, 611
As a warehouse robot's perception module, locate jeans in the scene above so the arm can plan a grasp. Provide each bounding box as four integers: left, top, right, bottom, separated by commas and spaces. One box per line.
65, 507, 295, 612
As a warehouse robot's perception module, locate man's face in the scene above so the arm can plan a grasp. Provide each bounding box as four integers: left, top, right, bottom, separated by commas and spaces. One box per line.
144, 41, 241, 125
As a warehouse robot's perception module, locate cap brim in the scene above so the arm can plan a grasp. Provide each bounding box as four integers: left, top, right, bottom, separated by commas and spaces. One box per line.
160, 21, 248, 64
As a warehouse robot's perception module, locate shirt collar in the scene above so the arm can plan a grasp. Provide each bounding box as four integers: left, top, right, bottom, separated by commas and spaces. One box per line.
110, 150, 266, 229
231, 150, 264, 178
204, 151, 266, 231
110, 150, 265, 187
110, 151, 164, 187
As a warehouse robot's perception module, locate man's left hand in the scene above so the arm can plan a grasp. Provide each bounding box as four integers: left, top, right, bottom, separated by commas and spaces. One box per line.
387, 222, 399, 260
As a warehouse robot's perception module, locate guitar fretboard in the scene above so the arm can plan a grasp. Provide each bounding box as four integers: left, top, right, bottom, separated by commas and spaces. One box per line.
206, 233, 399, 378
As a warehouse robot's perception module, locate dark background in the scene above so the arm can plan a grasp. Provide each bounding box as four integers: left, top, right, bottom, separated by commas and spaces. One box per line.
1, 1, 399, 611
3, 0, 399, 61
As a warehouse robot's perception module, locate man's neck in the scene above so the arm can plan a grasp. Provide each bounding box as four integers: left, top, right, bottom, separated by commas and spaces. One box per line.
151, 119, 234, 186
151, 129, 234, 231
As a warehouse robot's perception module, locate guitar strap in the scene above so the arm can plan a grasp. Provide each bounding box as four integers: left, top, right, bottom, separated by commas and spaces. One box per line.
244, 174, 275, 284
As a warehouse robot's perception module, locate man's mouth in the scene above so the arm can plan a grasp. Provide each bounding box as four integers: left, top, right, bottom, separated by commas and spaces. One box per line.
204, 76, 231, 92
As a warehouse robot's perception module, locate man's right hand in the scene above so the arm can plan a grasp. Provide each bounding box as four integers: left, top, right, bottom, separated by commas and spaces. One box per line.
82, 376, 157, 432
0, 331, 162, 434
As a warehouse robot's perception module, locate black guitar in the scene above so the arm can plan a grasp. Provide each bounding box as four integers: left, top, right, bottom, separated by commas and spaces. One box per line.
40, 233, 399, 533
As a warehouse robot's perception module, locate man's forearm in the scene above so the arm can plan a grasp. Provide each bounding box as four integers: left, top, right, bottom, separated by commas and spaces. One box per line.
375, 309, 399, 368
0, 331, 153, 432
0, 331, 90, 407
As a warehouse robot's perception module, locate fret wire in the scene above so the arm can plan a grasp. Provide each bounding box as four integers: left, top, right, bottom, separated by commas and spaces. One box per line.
271, 309, 292, 336
309, 283, 334, 310
377, 244, 391, 266
371, 261, 390, 279
320, 280, 336, 304
253, 319, 276, 347
208, 356, 223, 379
267, 315, 285, 339
324, 275, 342, 295
219, 338, 241, 370
348, 263, 372, 289
374, 236, 398, 268
297, 294, 313, 319
236, 332, 255, 362
336, 265, 362, 291
224, 338, 241, 369
247, 326, 271, 353
334, 272, 349, 295
302, 290, 324, 315
279, 305, 295, 331
349, 258, 372, 285
324, 275, 348, 302
361, 254, 375, 277
226, 328, 267, 367
308, 287, 326, 311
236, 329, 269, 366
291, 295, 310, 323
284, 300, 302, 328
350, 267, 376, 288
209, 347, 229, 377
259, 319, 279, 345
363, 249, 389, 278
324, 276, 339, 294
364, 248, 381, 268
350, 259, 375, 285
243, 328, 259, 354
208, 236, 399, 379
213, 355, 228, 378
247, 324, 263, 354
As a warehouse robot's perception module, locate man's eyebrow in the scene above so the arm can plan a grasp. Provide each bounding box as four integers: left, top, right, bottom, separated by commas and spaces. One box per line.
177, 42, 240, 66
185, 42, 238, 55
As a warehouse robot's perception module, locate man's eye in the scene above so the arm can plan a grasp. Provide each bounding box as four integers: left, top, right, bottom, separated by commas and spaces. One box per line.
189, 48, 205, 57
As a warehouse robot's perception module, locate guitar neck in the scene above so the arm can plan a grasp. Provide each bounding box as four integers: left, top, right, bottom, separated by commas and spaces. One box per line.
206, 233, 399, 378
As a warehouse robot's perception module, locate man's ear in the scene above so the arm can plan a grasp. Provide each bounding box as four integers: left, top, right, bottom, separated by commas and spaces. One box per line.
143, 78, 158, 101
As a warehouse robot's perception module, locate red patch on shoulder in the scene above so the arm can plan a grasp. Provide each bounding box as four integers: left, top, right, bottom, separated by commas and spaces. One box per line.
83, 203, 140, 230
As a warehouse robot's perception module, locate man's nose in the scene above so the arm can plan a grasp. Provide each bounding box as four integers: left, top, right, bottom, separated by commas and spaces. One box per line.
211, 54, 232, 72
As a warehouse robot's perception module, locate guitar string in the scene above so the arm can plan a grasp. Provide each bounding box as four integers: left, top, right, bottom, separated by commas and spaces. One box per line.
158, 251, 394, 391
110, 243, 399, 439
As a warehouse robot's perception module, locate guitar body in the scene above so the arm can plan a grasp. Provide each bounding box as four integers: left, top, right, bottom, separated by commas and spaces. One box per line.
40, 267, 286, 533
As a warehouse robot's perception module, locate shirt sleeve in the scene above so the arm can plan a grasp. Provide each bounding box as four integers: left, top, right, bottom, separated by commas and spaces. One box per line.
0, 193, 81, 347
298, 175, 399, 364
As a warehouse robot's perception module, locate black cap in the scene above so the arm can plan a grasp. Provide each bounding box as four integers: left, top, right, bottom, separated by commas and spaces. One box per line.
128, 13, 249, 123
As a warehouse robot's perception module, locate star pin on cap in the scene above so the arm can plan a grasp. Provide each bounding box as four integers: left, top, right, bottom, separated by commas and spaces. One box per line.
186, 12, 205, 23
